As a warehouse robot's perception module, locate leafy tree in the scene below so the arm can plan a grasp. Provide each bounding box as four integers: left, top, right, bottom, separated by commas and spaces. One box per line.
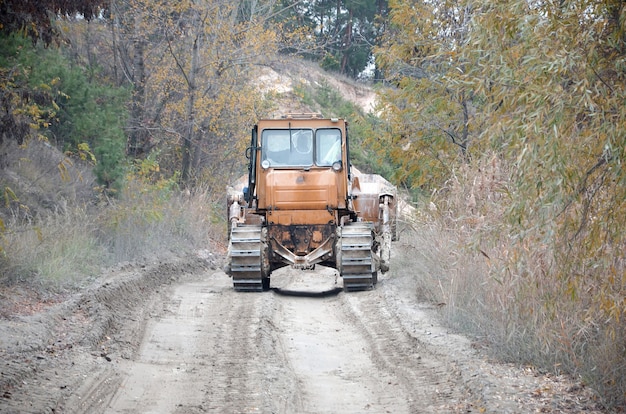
0, 0, 108, 45
0, 35, 53, 146
0, 0, 118, 155
89, 0, 295, 188
374, 0, 473, 189
0, 34, 129, 192
274, 0, 389, 78
377, 0, 626, 406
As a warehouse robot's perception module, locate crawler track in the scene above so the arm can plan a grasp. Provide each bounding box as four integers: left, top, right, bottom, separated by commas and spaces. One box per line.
229, 225, 265, 291
340, 222, 377, 291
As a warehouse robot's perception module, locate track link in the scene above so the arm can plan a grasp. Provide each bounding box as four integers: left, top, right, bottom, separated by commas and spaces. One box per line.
229, 225, 264, 292
340, 222, 376, 291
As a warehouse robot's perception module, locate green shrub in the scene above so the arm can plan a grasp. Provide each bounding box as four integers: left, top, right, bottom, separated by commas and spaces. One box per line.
0, 34, 130, 192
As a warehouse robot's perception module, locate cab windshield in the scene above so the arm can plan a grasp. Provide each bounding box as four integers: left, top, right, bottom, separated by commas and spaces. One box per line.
261, 128, 341, 167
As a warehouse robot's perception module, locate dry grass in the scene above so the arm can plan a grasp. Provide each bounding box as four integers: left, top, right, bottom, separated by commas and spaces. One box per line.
404, 155, 625, 409
1, 207, 105, 289
0, 176, 225, 292
96, 180, 224, 263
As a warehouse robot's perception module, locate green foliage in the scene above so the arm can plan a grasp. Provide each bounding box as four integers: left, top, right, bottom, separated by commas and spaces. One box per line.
292, 74, 419, 189
0, 35, 55, 145
354, 113, 401, 182
130, 154, 180, 196
314, 80, 356, 118
292, 77, 400, 179
319, 53, 341, 72
0, 34, 130, 192
94, 136, 126, 195
272, 0, 388, 78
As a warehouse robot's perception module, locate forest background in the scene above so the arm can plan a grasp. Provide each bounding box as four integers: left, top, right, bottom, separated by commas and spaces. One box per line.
0, 0, 624, 409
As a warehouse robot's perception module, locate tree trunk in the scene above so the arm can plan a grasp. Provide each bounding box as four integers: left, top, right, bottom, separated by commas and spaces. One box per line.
110, 3, 119, 85
340, 7, 353, 75
460, 94, 470, 160
181, 33, 199, 185
128, 35, 147, 157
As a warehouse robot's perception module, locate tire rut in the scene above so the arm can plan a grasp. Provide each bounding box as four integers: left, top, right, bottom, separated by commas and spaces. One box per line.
198, 283, 303, 413
340, 288, 471, 413
201, 285, 268, 413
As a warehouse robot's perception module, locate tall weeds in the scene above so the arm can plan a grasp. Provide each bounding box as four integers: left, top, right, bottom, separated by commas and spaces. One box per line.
410, 156, 625, 408
1, 208, 105, 289
96, 178, 223, 262
0, 179, 224, 291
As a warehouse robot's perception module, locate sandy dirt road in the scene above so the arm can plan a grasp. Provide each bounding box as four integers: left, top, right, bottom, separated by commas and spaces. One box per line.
0, 249, 603, 413
101, 266, 468, 414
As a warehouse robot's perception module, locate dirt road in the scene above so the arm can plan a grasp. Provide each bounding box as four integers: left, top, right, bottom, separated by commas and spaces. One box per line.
100, 266, 468, 414
0, 249, 602, 413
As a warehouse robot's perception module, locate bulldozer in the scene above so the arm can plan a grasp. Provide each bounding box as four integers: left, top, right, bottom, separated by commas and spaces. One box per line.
225, 113, 397, 292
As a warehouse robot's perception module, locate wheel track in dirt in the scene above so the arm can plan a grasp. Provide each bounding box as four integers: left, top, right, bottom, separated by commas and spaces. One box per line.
204, 285, 259, 411
104, 267, 472, 414
265, 266, 473, 413
0, 256, 211, 414
340, 287, 471, 413
197, 283, 300, 413
103, 273, 303, 414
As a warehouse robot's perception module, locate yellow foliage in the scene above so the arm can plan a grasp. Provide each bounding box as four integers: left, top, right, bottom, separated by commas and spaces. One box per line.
125, 0, 280, 184
77, 142, 96, 164
57, 158, 75, 182
380, 0, 626, 405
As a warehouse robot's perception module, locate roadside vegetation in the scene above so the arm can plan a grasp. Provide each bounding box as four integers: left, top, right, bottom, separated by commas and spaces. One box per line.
0, 138, 223, 290
376, 1, 626, 408
0, 0, 624, 409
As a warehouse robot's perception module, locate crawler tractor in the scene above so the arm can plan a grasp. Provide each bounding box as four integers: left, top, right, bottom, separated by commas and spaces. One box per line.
225, 114, 397, 292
